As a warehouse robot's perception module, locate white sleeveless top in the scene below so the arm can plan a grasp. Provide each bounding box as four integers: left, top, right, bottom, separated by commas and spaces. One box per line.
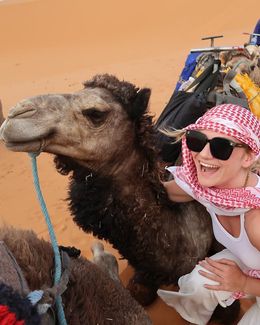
167, 167, 260, 269
209, 178, 260, 270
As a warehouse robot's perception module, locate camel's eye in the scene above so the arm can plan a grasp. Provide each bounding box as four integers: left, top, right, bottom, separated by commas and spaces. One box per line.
82, 108, 109, 126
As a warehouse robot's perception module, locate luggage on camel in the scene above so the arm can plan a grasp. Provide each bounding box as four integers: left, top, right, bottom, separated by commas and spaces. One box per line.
174, 51, 202, 91
250, 19, 260, 46
213, 67, 249, 109
155, 47, 255, 164
155, 59, 221, 164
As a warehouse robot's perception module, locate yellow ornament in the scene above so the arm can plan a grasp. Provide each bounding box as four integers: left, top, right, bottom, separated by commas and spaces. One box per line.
235, 73, 260, 119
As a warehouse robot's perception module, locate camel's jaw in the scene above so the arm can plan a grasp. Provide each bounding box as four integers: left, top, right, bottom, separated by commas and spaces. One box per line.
3, 138, 44, 153
0, 118, 51, 153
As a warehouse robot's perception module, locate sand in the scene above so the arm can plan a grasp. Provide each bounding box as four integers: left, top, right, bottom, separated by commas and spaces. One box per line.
0, 0, 258, 323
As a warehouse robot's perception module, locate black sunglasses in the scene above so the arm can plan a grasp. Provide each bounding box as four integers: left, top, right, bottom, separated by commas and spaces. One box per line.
185, 130, 247, 161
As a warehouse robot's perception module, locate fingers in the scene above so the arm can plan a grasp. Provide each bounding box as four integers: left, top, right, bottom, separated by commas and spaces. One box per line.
215, 258, 236, 266
198, 270, 224, 291
203, 283, 224, 290
199, 260, 224, 277
202, 257, 236, 269
198, 269, 222, 282
204, 258, 225, 270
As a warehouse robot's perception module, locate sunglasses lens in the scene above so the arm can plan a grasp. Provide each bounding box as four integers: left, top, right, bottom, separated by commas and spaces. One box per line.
186, 130, 207, 152
186, 131, 235, 161
210, 138, 234, 160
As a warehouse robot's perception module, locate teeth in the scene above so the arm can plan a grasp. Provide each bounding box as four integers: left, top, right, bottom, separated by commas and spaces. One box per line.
200, 162, 219, 169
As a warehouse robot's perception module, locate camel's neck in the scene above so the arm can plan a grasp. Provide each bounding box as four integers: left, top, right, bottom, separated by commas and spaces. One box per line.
71, 147, 164, 202
106, 149, 155, 196
67, 149, 172, 252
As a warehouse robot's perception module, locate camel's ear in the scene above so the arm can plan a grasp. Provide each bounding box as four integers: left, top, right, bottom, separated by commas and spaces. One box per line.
130, 88, 151, 119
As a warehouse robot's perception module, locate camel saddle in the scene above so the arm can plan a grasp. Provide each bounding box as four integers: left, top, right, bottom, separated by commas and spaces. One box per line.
0, 240, 29, 294
0, 240, 55, 324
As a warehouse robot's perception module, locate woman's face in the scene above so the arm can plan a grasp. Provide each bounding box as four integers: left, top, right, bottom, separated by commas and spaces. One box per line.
190, 130, 251, 189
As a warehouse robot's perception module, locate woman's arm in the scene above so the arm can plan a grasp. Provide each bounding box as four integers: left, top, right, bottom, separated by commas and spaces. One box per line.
163, 179, 193, 202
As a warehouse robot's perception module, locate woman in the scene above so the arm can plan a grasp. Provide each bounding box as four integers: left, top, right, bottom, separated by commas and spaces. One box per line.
157, 104, 260, 325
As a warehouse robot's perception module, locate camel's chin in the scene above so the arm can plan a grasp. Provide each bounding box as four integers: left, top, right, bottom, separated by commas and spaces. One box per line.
4, 140, 43, 153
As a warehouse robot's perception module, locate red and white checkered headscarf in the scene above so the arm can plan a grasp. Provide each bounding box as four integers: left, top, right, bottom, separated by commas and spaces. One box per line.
173, 104, 260, 214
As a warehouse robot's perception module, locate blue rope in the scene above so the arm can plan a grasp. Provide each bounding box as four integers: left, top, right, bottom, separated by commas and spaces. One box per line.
29, 152, 67, 325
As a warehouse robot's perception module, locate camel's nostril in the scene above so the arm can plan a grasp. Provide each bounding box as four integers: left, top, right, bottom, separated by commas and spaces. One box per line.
8, 107, 37, 119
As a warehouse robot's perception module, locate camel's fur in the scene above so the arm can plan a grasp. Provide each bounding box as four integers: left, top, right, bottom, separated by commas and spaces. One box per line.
0, 226, 151, 325
0, 75, 213, 305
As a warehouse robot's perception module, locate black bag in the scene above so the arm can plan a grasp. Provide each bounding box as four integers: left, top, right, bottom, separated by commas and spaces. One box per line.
155, 59, 221, 164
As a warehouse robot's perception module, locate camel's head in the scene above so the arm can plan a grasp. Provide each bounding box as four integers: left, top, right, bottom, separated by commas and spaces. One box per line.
0, 74, 152, 174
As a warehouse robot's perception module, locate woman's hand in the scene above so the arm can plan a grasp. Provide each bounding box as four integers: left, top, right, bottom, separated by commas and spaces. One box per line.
198, 257, 247, 292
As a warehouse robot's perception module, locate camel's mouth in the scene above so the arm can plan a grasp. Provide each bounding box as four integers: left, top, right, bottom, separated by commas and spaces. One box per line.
3, 139, 44, 152
1, 119, 56, 153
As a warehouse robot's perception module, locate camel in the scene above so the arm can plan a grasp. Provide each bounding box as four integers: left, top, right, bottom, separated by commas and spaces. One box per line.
0, 74, 214, 306
0, 226, 151, 325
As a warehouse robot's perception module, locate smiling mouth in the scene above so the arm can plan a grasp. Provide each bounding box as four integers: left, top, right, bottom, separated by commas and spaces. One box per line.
199, 161, 219, 173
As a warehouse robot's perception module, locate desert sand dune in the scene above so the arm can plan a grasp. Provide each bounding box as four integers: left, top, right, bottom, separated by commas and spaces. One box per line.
0, 0, 258, 323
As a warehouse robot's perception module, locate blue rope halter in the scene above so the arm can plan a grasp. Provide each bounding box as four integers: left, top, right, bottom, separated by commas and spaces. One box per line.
29, 152, 67, 325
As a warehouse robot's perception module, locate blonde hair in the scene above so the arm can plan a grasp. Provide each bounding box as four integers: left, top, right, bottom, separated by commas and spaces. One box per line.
160, 128, 186, 144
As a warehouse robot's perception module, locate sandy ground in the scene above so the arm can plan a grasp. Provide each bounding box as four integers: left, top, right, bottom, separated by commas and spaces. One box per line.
0, 0, 259, 323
